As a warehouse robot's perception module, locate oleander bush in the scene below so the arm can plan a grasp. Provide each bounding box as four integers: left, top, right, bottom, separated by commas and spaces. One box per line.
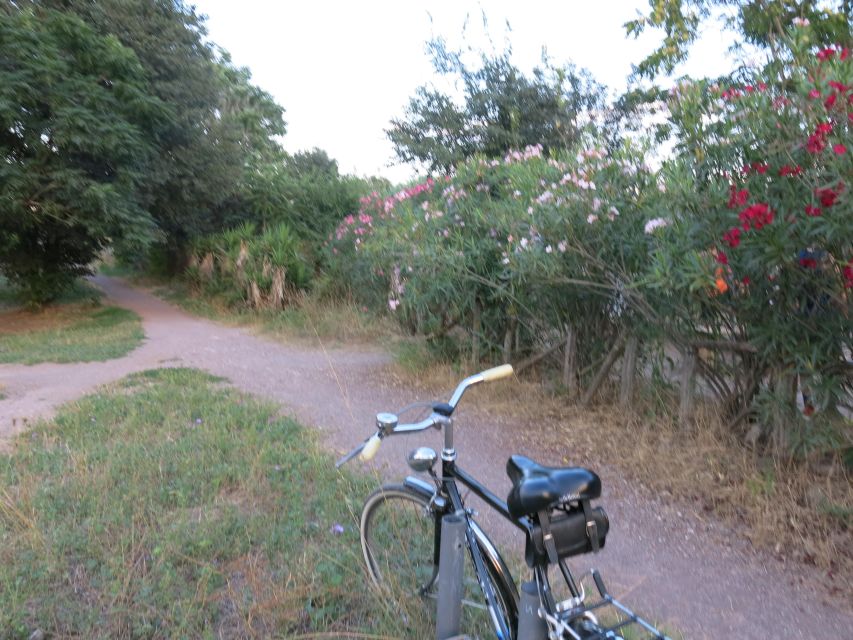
327, 31, 851, 458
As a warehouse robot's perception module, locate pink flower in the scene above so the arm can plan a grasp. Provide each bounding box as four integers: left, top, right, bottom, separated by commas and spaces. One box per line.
805, 205, 822, 217
833, 143, 847, 155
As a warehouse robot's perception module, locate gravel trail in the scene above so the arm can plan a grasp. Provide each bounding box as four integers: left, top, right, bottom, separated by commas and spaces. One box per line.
0, 276, 849, 639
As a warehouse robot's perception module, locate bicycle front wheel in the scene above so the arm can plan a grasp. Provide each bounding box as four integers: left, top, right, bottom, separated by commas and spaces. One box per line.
360, 484, 439, 629
360, 483, 517, 638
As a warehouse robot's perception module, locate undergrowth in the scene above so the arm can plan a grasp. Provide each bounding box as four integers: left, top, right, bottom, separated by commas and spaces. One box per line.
153, 278, 398, 346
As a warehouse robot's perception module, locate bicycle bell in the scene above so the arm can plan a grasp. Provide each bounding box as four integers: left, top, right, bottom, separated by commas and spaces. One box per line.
375, 412, 398, 433
407, 446, 437, 472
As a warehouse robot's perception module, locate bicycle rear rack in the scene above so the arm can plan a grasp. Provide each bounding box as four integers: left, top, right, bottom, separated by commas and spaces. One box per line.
545, 570, 671, 640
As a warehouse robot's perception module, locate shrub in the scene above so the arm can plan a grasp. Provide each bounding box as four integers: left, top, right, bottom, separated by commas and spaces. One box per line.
189, 222, 308, 310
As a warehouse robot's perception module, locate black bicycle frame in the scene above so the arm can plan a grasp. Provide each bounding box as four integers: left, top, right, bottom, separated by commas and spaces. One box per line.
426, 456, 533, 639
443, 457, 531, 533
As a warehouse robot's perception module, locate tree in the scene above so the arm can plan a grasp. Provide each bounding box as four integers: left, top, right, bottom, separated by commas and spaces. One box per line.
0, 7, 162, 303
41, 0, 287, 270
387, 39, 603, 173
625, 0, 852, 80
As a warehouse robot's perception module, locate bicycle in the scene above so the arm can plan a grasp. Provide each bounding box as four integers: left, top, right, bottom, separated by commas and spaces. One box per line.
337, 364, 670, 640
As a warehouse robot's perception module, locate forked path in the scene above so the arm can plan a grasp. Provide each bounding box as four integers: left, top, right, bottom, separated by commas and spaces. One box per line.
0, 277, 849, 639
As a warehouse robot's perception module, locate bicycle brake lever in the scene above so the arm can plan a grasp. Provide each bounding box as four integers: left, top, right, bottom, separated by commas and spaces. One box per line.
335, 442, 366, 468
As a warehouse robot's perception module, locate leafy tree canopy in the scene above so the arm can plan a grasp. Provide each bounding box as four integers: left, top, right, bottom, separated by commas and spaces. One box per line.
625, 0, 852, 80
387, 38, 604, 173
0, 7, 163, 303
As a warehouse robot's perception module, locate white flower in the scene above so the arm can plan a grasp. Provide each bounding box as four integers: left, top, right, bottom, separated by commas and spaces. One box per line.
644, 217, 671, 234
558, 241, 567, 253
520, 237, 529, 248
388, 298, 400, 311
545, 245, 553, 254
793, 16, 809, 27
587, 214, 598, 224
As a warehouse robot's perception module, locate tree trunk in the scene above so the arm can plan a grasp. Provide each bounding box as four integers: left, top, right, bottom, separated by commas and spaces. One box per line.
502, 315, 517, 363
619, 335, 639, 408
679, 348, 697, 428
471, 298, 481, 365
563, 324, 578, 398
581, 331, 627, 406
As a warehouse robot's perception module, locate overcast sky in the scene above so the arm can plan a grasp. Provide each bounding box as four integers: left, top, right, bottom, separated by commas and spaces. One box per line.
191, 1, 737, 182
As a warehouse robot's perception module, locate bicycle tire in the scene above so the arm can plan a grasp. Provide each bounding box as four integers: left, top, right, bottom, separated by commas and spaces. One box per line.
360, 483, 517, 638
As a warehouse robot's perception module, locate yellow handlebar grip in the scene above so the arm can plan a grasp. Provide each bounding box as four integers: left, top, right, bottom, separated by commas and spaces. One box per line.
359, 434, 382, 461
480, 364, 514, 382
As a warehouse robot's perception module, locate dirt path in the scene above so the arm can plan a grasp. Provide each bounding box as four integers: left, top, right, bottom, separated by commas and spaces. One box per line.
0, 276, 849, 639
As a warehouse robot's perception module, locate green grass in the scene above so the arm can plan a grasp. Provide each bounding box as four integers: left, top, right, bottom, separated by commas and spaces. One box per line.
0, 368, 402, 639
0, 304, 144, 365
0, 277, 144, 365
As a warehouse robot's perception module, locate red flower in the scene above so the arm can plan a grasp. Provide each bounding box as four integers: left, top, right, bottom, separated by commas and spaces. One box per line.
815, 122, 833, 134
742, 276, 751, 285
841, 48, 850, 62
779, 164, 803, 177
828, 81, 849, 93
817, 47, 836, 61
833, 143, 847, 155
716, 251, 729, 265
805, 205, 823, 217
825, 93, 837, 109
807, 133, 826, 153
815, 187, 839, 208
723, 227, 741, 248
738, 203, 774, 230
753, 162, 769, 174
799, 256, 818, 269
728, 186, 750, 209
808, 89, 821, 99
844, 260, 853, 288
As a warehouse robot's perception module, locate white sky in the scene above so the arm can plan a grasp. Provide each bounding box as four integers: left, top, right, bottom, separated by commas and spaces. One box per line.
192, 1, 738, 182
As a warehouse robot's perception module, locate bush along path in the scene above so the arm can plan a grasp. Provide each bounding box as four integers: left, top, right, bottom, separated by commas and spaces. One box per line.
0, 276, 850, 639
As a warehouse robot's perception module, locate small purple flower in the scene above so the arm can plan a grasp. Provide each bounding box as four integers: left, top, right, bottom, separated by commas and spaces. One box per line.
331, 523, 345, 535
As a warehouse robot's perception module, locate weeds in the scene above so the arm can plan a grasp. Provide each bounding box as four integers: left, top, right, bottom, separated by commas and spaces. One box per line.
155, 279, 397, 347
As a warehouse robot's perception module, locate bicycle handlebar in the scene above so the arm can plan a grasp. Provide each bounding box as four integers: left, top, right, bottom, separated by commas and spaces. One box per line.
335, 365, 514, 468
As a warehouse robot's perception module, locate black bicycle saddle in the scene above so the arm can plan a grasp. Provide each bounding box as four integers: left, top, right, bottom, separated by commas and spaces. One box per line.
506, 455, 601, 519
